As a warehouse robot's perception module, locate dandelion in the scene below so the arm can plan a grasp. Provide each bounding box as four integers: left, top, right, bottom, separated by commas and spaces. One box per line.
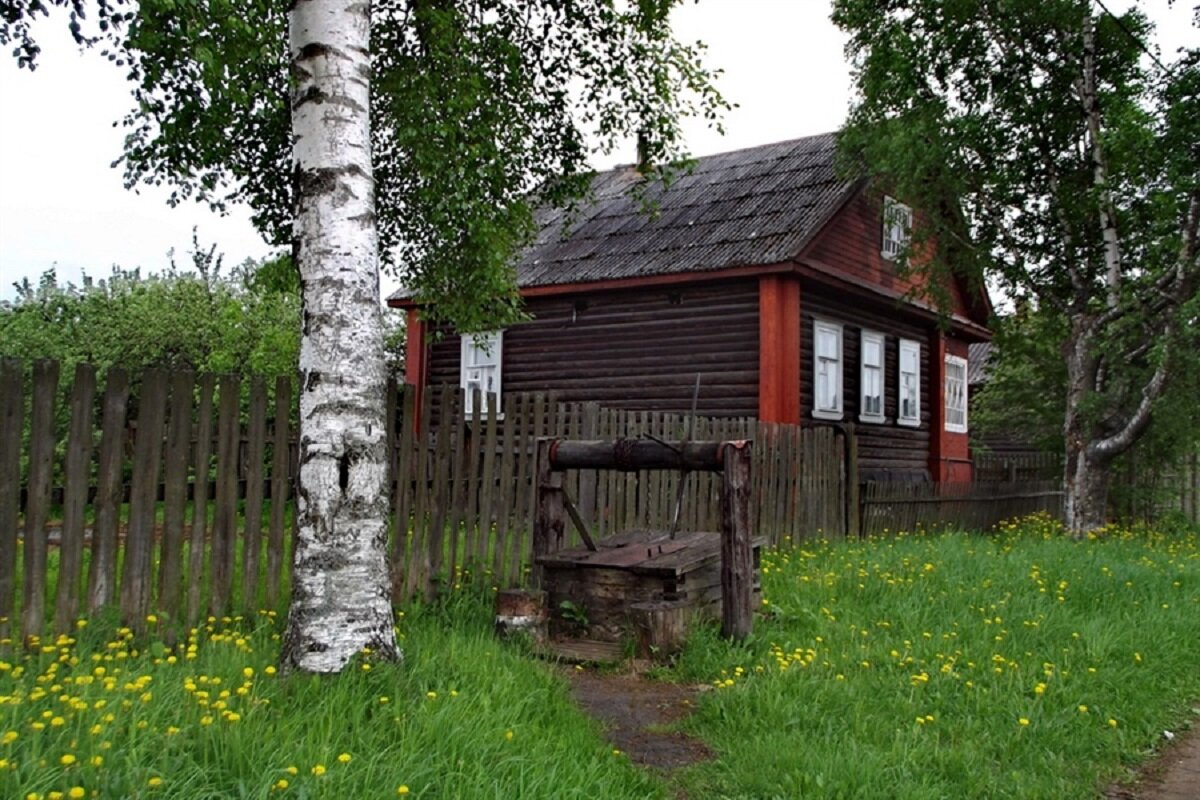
426, 691, 437, 700
243, 667, 255, 679
1018, 718, 1030, 727
285, 766, 298, 776
90, 756, 103, 767
61, 753, 77, 766
505, 730, 514, 741
338, 753, 352, 764
68, 789, 85, 800
397, 787, 410, 796
1078, 705, 1089, 714
312, 764, 327, 777
1108, 718, 1118, 728
148, 777, 163, 788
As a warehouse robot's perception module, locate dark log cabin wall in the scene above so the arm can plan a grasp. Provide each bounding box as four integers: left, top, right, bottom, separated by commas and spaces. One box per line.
426, 279, 760, 417
801, 286, 933, 479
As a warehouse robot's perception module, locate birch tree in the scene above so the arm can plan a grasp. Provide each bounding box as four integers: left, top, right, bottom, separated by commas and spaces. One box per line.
5, 0, 726, 670
832, 0, 1200, 535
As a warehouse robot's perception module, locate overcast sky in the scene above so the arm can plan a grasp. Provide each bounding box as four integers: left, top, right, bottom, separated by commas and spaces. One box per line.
0, 0, 1192, 301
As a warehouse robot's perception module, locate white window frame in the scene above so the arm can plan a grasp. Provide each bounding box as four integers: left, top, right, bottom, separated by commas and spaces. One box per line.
812, 319, 844, 421
460, 330, 503, 417
882, 196, 913, 261
897, 338, 921, 427
944, 354, 968, 433
859, 330, 886, 424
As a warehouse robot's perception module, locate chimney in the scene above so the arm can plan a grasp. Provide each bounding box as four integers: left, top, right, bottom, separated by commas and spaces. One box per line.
636, 129, 652, 174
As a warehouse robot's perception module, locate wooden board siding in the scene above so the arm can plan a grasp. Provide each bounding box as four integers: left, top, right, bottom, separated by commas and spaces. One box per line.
426, 281, 760, 417
802, 192, 973, 321
801, 286, 933, 478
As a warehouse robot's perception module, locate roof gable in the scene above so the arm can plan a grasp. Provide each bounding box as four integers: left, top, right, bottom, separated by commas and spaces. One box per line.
518, 132, 856, 288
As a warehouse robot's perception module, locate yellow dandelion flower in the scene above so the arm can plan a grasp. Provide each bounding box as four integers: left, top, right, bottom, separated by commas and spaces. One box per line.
397, 787, 410, 796
90, 755, 103, 767
1108, 718, 1118, 728
285, 766, 298, 776
61, 753, 77, 766
68, 789, 85, 800
312, 764, 327, 777
148, 776, 163, 788
273, 779, 289, 791
505, 730, 514, 741
1018, 718, 1030, 727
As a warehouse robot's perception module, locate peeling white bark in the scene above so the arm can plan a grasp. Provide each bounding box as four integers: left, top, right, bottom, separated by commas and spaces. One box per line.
281, 0, 400, 673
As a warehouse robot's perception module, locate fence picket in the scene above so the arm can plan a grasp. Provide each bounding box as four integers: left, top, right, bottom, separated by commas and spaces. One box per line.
187, 375, 215, 624
158, 370, 194, 622
241, 377, 268, 613
120, 368, 167, 630
267, 375, 291, 610
22, 360, 59, 639
55, 363, 96, 633
0, 359, 23, 639
210, 375, 240, 616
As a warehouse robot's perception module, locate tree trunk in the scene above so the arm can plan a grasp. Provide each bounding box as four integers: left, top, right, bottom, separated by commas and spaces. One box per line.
1061, 320, 1114, 537
280, 0, 400, 673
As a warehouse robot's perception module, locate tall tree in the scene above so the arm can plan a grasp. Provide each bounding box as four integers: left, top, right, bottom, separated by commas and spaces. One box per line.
5, 0, 726, 670
832, 0, 1199, 535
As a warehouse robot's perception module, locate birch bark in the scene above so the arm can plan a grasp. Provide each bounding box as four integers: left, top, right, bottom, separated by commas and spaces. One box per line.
280, 0, 400, 673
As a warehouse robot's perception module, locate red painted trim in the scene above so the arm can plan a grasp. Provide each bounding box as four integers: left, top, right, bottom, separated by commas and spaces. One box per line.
405, 309, 427, 431
385, 263, 795, 309
929, 331, 947, 481
757, 276, 802, 423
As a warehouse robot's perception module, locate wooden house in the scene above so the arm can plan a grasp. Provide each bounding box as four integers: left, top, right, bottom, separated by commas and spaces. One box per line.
389, 133, 992, 483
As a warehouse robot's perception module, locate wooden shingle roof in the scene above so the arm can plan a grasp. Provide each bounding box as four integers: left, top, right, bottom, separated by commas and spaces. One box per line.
517, 132, 855, 288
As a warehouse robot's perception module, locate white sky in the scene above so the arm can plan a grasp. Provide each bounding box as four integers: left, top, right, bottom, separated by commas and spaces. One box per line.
0, 0, 1193, 301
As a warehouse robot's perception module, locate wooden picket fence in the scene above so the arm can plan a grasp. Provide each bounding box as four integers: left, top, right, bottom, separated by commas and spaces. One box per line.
0, 359, 848, 641
859, 479, 1064, 537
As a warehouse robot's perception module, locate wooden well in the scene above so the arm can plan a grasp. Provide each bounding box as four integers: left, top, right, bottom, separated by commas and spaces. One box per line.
536, 527, 762, 644
529, 437, 759, 654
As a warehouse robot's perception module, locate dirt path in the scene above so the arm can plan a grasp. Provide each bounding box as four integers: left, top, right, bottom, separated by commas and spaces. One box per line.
1107, 724, 1200, 800
566, 668, 712, 774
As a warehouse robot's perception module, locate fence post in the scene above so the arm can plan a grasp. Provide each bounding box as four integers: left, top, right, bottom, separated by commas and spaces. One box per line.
844, 423, 860, 539
531, 437, 563, 589
120, 368, 168, 631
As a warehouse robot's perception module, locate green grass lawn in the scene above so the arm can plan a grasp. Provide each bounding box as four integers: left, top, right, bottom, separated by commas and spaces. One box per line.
2, 513, 1197, 799
671, 513, 1200, 798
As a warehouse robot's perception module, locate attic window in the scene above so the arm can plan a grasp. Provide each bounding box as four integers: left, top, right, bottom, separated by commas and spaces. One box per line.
460, 331, 503, 416
882, 196, 912, 261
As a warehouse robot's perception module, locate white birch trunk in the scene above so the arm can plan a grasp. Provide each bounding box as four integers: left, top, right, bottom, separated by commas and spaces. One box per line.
281, 0, 400, 673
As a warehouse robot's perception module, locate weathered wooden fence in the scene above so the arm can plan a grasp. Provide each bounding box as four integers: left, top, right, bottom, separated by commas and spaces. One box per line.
0, 360, 847, 640
859, 480, 1064, 537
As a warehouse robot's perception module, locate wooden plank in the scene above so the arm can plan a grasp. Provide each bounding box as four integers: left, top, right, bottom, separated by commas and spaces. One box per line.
405, 386, 434, 603
241, 376, 268, 613
426, 386, 455, 598
209, 374, 240, 616
187, 374, 215, 623
720, 441, 753, 640
476, 392, 498, 570
464, 389, 484, 571
506, 394, 531, 585
266, 375, 290, 610
446, 390, 471, 586
156, 369, 194, 621
120, 368, 167, 630
0, 359, 23, 639
54, 363, 96, 633
390, 384, 416, 602
492, 392, 516, 584
87, 369, 129, 614
21, 359, 59, 639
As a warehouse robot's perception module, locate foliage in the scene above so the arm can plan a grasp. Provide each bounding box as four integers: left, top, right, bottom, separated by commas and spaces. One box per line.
3, 0, 729, 334
0, 593, 662, 799
0, 239, 298, 378
832, 0, 1200, 529
673, 516, 1200, 798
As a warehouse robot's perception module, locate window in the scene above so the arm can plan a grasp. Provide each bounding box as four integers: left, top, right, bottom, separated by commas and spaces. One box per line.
859, 330, 885, 423
898, 338, 920, 426
813, 320, 843, 420
882, 196, 912, 261
460, 330, 503, 415
944, 354, 968, 433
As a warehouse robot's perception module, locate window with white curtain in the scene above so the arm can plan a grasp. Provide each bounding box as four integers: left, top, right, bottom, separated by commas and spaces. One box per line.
860, 330, 885, 423
460, 330, 503, 416
944, 354, 968, 433
898, 338, 920, 426
813, 320, 843, 420
882, 196, 912, 261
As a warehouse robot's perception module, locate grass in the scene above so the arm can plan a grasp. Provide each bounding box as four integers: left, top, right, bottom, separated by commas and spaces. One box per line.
0, 593, 661, 800
670, 513, 1200, 798
2, 512, 1198, 798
